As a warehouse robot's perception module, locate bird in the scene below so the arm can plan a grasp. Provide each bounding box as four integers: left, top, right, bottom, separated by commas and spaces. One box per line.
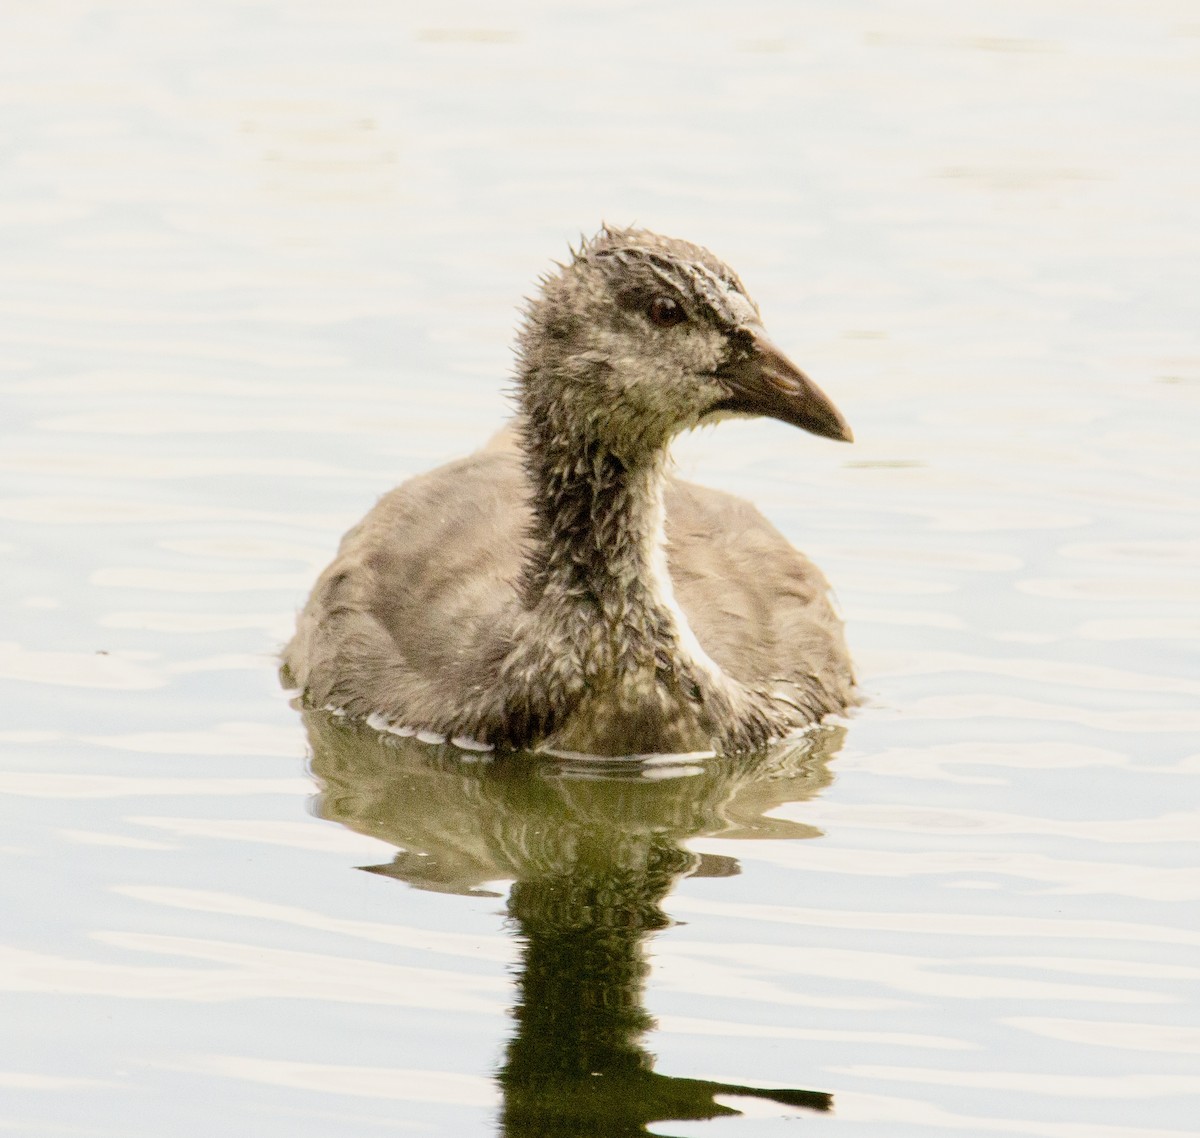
282, 225, 855, 758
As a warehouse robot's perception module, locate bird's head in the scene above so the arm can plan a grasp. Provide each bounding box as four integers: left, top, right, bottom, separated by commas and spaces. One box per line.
517, 226, 851, 463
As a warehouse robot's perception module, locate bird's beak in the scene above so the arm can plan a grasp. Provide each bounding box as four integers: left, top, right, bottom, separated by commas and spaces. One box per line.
716, 326, 853, 443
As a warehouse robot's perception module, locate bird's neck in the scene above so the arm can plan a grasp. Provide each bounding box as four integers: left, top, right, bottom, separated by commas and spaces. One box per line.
521, 431, 684, 658
508, 426, 774, 755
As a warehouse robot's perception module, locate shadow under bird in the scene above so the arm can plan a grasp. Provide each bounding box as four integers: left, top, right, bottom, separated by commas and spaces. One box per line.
284, 226, 855, 757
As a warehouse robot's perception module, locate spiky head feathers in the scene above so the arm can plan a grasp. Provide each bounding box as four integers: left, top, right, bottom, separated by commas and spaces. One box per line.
516, 226, 762, 460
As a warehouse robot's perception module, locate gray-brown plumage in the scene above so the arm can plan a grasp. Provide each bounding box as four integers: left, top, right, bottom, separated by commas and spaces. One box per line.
283, 226, 855, 757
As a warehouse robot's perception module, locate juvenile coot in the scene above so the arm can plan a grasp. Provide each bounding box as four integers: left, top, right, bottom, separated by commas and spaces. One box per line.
284, 227, 854, 756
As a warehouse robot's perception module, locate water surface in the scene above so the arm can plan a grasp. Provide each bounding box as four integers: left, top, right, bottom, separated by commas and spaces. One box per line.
1, 2, 1198, 1135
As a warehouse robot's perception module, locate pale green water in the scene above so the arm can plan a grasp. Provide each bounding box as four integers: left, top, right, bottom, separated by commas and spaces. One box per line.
1, 2, 1198, 1135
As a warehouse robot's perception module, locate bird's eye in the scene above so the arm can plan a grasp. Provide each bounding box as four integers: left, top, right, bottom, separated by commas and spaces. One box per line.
647, 296, 686, 328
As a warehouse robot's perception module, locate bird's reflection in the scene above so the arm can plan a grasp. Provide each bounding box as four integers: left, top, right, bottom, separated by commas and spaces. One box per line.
303, 712, 842, 1135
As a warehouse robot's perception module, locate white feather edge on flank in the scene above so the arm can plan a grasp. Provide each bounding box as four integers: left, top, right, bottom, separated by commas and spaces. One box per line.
645, 479, 725, 686
349, 710, 496, 752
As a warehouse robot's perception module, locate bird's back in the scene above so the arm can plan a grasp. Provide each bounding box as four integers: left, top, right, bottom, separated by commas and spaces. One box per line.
283, 443, 853, 733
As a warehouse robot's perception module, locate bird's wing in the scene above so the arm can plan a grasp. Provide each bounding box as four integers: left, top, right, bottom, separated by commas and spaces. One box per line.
665, 477, 854, 705
283, 450, 530, 724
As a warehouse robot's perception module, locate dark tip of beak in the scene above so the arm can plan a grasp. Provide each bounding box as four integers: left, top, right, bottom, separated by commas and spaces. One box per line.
715, 327, 852, 443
